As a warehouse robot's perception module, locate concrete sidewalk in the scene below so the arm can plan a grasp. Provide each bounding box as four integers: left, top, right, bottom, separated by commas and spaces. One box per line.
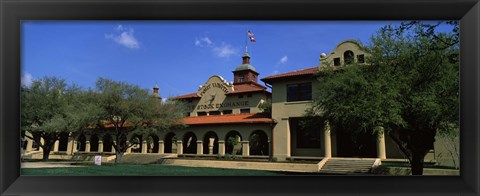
21, 162, 84, 168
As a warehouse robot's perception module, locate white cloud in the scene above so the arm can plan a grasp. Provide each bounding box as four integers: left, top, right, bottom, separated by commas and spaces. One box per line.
105, 25, 140, 49
212, 42, 237, 58
21, 72, 33, 87
195, 37, 213, 47
116, 25, 125, 31
271, 70, 280, 75
195, 36, 237, 59
280, 56, 288, 64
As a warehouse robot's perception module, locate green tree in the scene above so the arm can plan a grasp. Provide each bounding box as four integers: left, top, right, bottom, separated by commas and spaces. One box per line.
21, 76, 86, 161
258, 99, 272, 113
87, 77, 186, 163
307, 22, 459, 175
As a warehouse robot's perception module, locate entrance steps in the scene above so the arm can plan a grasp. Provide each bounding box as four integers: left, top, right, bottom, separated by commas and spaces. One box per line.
319, 158, 378, 174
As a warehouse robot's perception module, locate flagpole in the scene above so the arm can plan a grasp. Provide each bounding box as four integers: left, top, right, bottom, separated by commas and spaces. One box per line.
245, 28, 248, 53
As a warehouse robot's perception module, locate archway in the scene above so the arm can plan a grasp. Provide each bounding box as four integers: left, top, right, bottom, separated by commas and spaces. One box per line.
225, 131, 242, 155
164, 132, 177, 153
344, 50, 354, 64
77, 134, 86, 152
147, 134, 160, 153
58, 132, 69, 151
249, 130, 269, 156
183, 132, 197, 154
103, 134, 113, 152
203, 131, 219, 155
129, 134, 142, 153
90, 134, 100, 152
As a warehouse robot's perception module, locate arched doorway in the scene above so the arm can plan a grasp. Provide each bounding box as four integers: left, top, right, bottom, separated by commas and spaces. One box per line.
129, 134, 142, 153
58, 132, 69, 151
147, 134, 159, 153
103, 134, 113, 152
203, 131, 219, 155
249, 130, 269, 156
183, 132, 197, 154
225, 131, 242, 155
90, 134, 100, 152
164, 132, 177, 153
77, 134, 86, 152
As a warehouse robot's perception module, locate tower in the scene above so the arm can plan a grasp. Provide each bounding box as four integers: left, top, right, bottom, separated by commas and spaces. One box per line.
232, 52, 259, 84
153, 84, 161, 99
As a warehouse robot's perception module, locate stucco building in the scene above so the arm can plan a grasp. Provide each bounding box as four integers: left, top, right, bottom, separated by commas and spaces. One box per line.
22, 40, 457, 168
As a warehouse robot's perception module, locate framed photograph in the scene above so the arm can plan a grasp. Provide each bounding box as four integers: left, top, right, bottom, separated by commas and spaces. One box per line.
1, 0, 479, 195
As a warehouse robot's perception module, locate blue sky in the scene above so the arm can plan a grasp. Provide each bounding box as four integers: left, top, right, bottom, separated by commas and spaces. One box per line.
21, 21, 453, 98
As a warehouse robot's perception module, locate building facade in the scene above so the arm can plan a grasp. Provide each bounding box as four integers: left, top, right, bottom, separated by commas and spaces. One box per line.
22, 40, 457, 167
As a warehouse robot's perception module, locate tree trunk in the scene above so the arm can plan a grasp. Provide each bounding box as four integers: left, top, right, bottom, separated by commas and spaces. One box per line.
388, 128, 432, 176
42, 147, 51, 161
41, 137, 54, 161
411, 152, 425, 175
115, 151, 123, 164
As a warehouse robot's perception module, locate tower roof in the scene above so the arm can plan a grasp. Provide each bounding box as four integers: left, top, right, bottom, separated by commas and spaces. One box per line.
234, 52, 256, 72
234, 64, 257, 72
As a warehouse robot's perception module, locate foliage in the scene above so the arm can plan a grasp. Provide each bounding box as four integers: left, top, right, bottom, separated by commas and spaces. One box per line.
436, 126, 460, 169
258, 99, 272, 113
87, 77, 187, 163
307, 21, 459, 175
226, 135, 239, 146
21, 76, 87, 161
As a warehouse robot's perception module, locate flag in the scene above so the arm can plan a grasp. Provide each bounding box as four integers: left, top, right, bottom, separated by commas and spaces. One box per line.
250, 37, 256, 42
247, 30, 254, 37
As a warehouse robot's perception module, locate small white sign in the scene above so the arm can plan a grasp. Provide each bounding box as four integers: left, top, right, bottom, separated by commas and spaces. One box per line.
94, 155, 102, 166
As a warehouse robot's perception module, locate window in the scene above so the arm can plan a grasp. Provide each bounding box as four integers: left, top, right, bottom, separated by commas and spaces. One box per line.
185, 112, 190, 117
247, 93, 252, 98
333, 58, 341, 66
238, 76, 244, 83
344, 50, 354, 64
222, 110, 232, 115
357, 54, 365, 63
287, 82, 312, 102
238, 94, 244, 98
187, 99, 193, 103
290, 118, 321, 148
240, 108, 250, 114
197, 112, 207, 116
209, 111, 221, 115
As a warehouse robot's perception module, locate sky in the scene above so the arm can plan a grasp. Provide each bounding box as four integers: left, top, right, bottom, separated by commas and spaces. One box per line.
21, 21, 454, 98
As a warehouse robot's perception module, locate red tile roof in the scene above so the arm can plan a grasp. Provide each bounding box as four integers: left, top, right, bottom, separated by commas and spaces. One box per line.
171, 92, 200, 99
172, 82, 270, 99
227, 82, 267, 94
182, 113, 274, 125
261, 66, 318, 82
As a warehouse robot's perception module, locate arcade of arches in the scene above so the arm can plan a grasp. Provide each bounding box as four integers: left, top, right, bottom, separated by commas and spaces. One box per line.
23, 127, 272, 157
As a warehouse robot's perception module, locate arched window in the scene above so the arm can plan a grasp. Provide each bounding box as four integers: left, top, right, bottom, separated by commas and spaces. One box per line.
344, 50, 354, 65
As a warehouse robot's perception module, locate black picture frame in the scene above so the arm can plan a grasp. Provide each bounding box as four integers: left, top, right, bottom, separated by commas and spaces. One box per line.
1, 0, 479, 195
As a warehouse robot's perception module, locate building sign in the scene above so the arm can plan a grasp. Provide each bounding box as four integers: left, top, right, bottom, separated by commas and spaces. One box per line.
197, 75, 233, 97
196, 101, 250, 110
193, 75, 255, 112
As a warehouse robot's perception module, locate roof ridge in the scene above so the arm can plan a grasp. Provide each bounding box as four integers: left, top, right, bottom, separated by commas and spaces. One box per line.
261, 66, 318, 80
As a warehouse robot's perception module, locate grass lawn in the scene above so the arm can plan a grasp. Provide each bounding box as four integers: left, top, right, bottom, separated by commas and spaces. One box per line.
21, 164, 292, 176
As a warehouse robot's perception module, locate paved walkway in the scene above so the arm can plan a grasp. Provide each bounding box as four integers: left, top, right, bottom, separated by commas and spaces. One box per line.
22, 162, 84, 168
